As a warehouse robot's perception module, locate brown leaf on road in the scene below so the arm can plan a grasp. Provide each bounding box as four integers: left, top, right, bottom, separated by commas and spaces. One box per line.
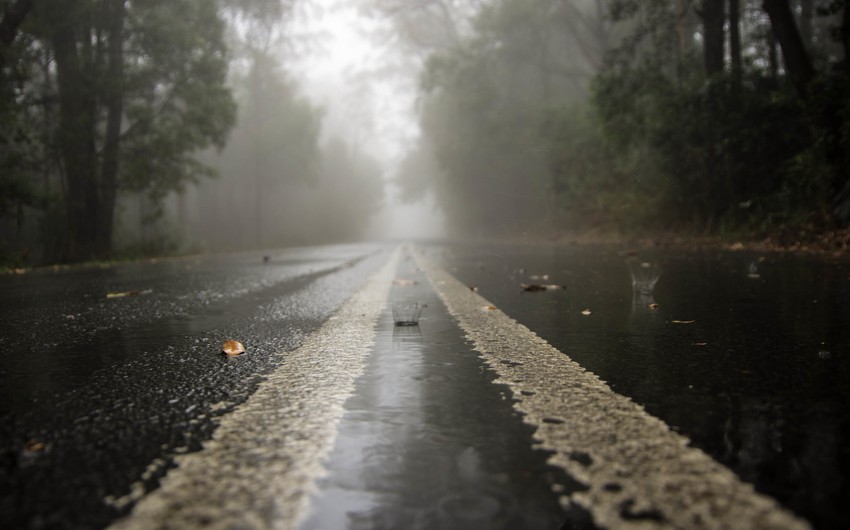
222, 340, 246, 356
106, 289, 152, 299
24, 439, 46, 454
670, 320, 696, 324
521, 283, 565, 292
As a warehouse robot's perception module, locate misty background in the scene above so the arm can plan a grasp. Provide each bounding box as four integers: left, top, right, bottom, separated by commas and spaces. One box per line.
1, 0, 849, 264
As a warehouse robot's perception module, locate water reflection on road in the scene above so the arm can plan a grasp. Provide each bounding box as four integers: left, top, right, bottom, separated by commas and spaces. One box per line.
301, 265, 580, 529
436, 244, 850, 529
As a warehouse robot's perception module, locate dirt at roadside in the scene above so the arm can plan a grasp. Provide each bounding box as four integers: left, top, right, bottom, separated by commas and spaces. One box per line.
551, 224, 850, 257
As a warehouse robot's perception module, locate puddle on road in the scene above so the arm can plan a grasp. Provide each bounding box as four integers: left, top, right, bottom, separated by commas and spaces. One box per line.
300, 268, 591, 530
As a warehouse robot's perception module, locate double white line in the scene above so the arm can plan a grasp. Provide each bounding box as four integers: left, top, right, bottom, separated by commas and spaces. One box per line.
111, 245, 808, 530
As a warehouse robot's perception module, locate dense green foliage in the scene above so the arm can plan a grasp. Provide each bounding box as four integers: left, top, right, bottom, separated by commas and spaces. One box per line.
406, 0, 850, 239
0, 0, 327, 264
0, 0, 248, 262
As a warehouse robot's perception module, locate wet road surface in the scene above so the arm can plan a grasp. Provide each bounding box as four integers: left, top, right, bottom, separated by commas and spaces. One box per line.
300, 258, 577, 530
431, 242, 850, 529
1, 241, 843, 529
0, 244, 389, 529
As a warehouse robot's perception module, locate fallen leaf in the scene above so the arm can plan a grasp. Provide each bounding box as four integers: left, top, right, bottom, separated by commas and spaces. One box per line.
469, 286, 479, 292
581, 309, 592, 316
529, 274, 549, 281
692, 342, 708, 346
670, 320, 696, 324
107, 289, 152, 299
222, 339, 246, 356
24, 439, 46, 454
481, 305, 497, 311
393, 279, 418, 286
521, 283, 565, 292
648, 303, 660, 309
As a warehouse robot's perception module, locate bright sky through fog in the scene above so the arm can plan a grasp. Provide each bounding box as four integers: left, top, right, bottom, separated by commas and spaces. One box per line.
289, 0, 414, 161
288, 0, 444, 240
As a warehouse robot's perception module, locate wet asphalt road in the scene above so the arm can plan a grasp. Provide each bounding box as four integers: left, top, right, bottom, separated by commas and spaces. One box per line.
300, 258, 576, 530
431, 242, 850, 530
0, 244, 390, 529
1, 241, 847, 529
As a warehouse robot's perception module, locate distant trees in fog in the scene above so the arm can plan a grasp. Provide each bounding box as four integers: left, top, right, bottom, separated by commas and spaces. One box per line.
398, 0, 850, 239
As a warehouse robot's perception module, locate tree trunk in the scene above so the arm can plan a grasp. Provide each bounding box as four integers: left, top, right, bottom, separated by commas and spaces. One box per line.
799, 0, 814, 51
763, 0, 815, 97
843, 1, 850, 75
96, 0, 126, 256
51, 19, 101, 261
768, 30, 779, 82
702, 0, 726, 76
729, 0, 742, 83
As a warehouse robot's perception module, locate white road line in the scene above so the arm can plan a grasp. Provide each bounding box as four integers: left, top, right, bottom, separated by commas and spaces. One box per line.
413, 247, 809, 530
109, 247, 401, 530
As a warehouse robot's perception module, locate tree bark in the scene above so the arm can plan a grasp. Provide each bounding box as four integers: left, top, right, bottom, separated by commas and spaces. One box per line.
97, 0, 126, 256
51, 19, 101, 261
729, 0, 742, 82
799, 0, 814, 51
763, 0, 815, 97
843, 0, 850, 75
768, 29, 779, 81
702, 0, 726, 76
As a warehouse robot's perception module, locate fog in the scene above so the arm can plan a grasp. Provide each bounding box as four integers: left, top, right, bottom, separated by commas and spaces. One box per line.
167, 0, 447, 251
1, 1, 848, 264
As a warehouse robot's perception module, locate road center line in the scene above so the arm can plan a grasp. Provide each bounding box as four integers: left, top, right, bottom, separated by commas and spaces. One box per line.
412, 246, 809, 530
109, 246, 401, 530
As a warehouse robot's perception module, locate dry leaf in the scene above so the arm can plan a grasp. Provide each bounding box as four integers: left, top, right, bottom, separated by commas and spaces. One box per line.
670, 320, 696, 324
469, 286, 479, 292
481, 305, 497, 311
648, 303, 660, 309
222, 339, 246, 356
106, 289, 152, 299
581, 309, 592, 316
24, 439, 46, 453
521, 283, 564, 292
692, 342, 708, 346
